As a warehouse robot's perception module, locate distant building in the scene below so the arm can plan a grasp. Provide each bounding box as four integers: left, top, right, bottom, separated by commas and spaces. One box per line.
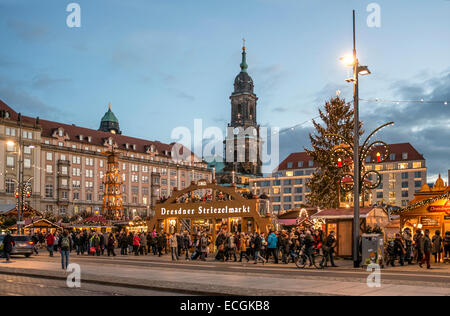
249, 143, 427, 213
0, 100, 211, 218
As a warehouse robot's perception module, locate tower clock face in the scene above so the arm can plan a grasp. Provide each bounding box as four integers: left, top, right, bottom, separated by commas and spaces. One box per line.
233, 127, 240, 135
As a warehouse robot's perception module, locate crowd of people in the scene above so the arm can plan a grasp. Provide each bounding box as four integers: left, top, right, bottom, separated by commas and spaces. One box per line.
385, 228, 450, 269
7, 227, 450, 271
25, 227, 337, 270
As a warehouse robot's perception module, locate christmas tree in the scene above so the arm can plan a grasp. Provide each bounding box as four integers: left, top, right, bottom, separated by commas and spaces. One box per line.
305, 96, 363, 208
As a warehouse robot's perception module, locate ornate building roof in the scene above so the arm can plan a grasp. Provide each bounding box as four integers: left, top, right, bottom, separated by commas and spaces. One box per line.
232, 45, 254, 95
99, 103, 121, 134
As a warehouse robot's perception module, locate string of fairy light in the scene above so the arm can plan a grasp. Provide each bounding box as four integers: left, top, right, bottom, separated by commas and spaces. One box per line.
393, 191, 450, 214
273, 97, 449, 136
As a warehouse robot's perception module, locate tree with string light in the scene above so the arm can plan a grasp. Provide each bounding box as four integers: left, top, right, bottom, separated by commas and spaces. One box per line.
305, 95, 363, 208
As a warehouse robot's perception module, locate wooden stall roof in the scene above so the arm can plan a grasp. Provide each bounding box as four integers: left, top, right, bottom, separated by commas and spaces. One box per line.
0, 204, 43, 218
9, 218, 62, 230
311, 208, 385, 219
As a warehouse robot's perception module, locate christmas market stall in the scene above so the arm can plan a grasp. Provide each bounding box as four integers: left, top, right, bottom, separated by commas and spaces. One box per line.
148, 180, 272, 248
9, 218, 62, 234
277, 208, 319, 230
114, 218, 148, 234
396, 175, 450, 238
311, 207, 389, 257
69, 215, 115, 233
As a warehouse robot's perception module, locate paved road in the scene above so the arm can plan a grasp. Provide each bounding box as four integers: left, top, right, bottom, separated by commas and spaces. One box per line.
2, 254, 450, 296
22, 254, 450, 286
0, 273, 185, 296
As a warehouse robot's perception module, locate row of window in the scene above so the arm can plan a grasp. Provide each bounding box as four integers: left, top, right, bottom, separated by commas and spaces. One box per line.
5, 127, 33, 139
286, 160, 314, 169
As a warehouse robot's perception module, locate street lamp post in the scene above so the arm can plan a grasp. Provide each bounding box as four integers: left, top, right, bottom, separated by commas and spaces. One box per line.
8, 114, 34, 235
351, 10, 361, 269
345, 11, 372, 267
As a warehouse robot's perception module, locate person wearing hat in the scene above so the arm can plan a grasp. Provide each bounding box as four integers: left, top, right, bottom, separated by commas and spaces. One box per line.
2, 231, 15, 262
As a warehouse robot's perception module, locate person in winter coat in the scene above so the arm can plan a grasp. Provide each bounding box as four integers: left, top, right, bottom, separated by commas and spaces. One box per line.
182, 231, 191, 260
304, 230, 316, 267
58, 230, 72, 270
323, 231, 338, 267
215, 231, 226, 261
73, 233, 82, 255
46, 232, 55, 257
253, 232, 266, 265
200, 233, 209, 261
226, 233, 237, 262
280, 232, 290, 264
157, 234, 165, 257
140, 233, 147, 255
132, 234, 141, 256
170, 233, 179, 261
107, 233, 116, 257
266, 231, 279, 264
238, 234, 250, 263
432, 230, 443, 263
2, 231, 15, 262
119, 233, 127, 255
89, 233, 100, 256
402, 228, 413, 264
419, 229, 433, 269
414, 230, 424, 263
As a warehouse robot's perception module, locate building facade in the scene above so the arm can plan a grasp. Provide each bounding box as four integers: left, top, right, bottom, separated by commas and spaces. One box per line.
249, 143, 427, 213
0, 100, 211, 219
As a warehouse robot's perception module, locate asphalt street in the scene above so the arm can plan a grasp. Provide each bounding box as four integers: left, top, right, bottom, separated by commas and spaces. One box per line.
0, 273, 185, 296
7, 253, 450, 287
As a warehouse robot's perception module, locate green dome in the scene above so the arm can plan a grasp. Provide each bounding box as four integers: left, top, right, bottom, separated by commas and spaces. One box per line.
99, 104, 121, 134
101, 108, 119, 124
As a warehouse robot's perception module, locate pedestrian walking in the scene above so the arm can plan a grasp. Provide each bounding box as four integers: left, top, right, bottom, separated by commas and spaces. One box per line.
266, 231, 278, 264
323, 231, 337, 267
2, 231, 15, 262
238, 234, 250, 263
419, 229, 432, 269
253, 232, 266, 265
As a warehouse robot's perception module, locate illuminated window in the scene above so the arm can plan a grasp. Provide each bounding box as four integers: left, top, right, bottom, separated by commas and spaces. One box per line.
413, 162, 422, 169
398, 163, 408, 169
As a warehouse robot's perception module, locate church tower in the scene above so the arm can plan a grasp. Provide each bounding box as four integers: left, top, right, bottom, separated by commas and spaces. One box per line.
224, 42, 262, 177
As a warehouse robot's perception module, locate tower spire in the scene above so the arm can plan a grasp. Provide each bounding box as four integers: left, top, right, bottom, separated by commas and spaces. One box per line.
240, 38, 248, 73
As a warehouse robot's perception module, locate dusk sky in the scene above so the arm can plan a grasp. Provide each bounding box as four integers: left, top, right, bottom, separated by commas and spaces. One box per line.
0, 0, 449, 182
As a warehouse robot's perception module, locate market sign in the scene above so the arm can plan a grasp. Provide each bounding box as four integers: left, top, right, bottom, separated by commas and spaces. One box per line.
427, 200, 450, 214
155, 200, 258, 219
421, 216, 440, 227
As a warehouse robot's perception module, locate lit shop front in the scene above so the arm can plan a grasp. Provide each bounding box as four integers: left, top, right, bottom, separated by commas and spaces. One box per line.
148, 181, 272, 240
398, 175, 450, 236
